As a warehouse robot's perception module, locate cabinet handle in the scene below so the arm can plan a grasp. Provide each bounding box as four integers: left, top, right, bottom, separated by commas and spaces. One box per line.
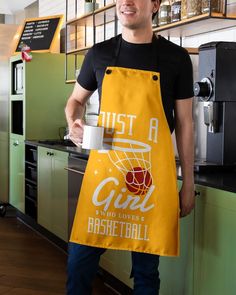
13, 141, 19, 146
64, 167, 85, 175
50, 152, 54, 156
195, 191, 200, 197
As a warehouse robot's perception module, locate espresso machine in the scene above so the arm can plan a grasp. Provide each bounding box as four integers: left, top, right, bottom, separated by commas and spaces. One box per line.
194, 42, 236, 166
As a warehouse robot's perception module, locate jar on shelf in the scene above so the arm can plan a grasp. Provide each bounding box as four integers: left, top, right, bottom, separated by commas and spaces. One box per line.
201, 0, 223, 14
181, 0, 188, 20
187, 0, 202, 18
158, 0, 171, 26
84, 0, 99, 14
152, 13, 159, 28
171, 0, 182, 22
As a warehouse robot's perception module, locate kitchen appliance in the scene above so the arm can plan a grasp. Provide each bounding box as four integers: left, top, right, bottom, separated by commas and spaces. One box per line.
66, 154, 88, 237
194, 42, 236, 166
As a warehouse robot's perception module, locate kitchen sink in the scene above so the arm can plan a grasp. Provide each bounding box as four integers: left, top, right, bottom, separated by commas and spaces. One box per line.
38, 139, 76, 147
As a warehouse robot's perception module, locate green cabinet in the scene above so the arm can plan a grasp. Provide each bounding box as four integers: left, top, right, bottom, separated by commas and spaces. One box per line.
9, 135, 25, 212
9, 53, 73, 213
0, 132, 8, 203
38, 146, 68, 242
158, 184, 236, 295
99, 181, 194, 291
102, 182, 236, 294
100, 250, 133, 288
0, 89, 9, 203
0, 60, 9, 204
100, 212, 194, 292
150, 181, 194, 295
159, 212, 194, 295
100, 181, 194, 291
194, 185, 236, 295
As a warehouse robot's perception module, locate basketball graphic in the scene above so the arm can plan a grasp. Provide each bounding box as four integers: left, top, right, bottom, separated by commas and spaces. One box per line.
101, 138, 154, 196
125, 167, 152, 195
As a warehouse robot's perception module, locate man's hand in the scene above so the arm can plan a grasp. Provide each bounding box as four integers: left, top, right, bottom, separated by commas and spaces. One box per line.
179, 184, 195, 217
65, 82, 94, 146
69, 119, 85, 146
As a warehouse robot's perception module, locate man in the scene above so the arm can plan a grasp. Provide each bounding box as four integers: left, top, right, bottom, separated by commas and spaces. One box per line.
65, 0, 195, 294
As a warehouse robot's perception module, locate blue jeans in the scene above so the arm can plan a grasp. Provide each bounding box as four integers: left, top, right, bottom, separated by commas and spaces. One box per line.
67, 242, 160, 295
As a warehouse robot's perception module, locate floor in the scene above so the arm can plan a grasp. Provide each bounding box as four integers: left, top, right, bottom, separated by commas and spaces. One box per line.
0, 209, 117, 295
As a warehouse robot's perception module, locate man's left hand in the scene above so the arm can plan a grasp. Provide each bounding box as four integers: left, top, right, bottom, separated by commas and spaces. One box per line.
179, 184, 195, 217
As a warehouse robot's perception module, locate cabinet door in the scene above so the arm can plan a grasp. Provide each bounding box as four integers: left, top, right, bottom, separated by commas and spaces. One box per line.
159, 212, 194, 295
100, 181, 195, 292
38, 146, 52, 231
194, 185, 236, 295
156, 180, 194, 295
100, 250, 133, 288
51, 150, 68, 242
101, 214, 194, 292
9, 137, 25, 212
0, 134, 8, 202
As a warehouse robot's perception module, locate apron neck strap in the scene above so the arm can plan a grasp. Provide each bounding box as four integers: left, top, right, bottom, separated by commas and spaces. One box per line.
112, 34, 160, 70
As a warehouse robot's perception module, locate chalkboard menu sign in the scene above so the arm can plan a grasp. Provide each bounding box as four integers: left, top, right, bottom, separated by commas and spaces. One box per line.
15, 15, 63, 52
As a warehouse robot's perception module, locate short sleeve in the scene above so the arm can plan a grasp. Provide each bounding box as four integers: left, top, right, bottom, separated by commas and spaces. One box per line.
77, 47, 97, 91
174, 50, 194, 100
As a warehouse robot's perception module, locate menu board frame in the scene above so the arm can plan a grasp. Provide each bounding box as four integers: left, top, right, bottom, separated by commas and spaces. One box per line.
14, 15, 63, 53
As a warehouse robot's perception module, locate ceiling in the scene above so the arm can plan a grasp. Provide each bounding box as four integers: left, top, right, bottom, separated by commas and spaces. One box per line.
0, 0, 36, 15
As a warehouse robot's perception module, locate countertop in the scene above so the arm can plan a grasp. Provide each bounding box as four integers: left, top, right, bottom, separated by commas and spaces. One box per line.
26, 139, 90, 160
26, 140, 236, 194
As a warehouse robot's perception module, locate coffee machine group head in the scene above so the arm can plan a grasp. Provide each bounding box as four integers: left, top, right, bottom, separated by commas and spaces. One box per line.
194, 42, 236, 166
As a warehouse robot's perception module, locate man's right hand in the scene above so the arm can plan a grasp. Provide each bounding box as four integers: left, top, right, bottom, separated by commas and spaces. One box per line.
65, 82, 94, 146
69, 119, 85, 146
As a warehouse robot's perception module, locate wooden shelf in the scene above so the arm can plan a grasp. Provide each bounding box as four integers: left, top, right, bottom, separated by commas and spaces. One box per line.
65, 11, 236, 55
185, 47, 199, 55
153, 13, 236, 37
94, 4, 116, 27
67, 46, 90, 55
67, 3, 116, 27
93, 3, 116, 15
67, 43, 198, 56
67, 13, 93, 26
65, 2, 236, 82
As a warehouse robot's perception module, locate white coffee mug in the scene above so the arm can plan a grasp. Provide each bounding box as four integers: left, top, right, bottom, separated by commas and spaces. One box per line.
81, 125, 104, 150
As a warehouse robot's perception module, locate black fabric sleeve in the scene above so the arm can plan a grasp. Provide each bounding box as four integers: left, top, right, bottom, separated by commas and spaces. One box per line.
77, 47, 97, 91
174, 49, 194, 100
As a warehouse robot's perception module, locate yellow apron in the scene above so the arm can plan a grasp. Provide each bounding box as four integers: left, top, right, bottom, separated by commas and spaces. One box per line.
70, 42, 179, 256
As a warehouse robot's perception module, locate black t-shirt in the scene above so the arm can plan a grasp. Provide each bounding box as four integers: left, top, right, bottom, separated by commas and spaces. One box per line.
77, 34, 194, 132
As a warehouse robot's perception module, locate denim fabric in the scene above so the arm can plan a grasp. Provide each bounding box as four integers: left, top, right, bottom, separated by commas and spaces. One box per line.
131, 251, 160, 295
67, 242, 160, 295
